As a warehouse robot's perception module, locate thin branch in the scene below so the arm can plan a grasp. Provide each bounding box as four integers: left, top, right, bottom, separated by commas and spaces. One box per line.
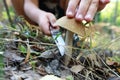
3, 0, 15, 28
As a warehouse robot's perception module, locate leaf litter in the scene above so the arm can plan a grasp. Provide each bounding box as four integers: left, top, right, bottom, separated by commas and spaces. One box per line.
1, 16, 120, 80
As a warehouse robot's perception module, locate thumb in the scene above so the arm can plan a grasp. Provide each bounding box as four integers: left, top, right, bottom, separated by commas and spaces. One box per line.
47, 13, 60, 30
47, 13, 56, 27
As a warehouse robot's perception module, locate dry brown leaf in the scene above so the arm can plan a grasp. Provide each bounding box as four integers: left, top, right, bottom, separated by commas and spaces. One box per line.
36, 66, 47, 76
70, 65, 84, 74
117, 68, 120, 74
55, 16, 86, 37
87, 53, 97, 61
40, 75, 64, 80
87, 53, 101, 67
106, 58, 115, 66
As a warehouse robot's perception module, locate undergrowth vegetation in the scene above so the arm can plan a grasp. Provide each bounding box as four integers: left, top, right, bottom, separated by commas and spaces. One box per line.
0, 0, 120, 80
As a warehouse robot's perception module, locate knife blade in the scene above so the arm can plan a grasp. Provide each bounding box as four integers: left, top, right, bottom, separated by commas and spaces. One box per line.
50, 26, 65, 56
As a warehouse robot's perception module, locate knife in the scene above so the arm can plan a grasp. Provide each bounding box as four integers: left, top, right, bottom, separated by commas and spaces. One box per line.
50, 26, 65, 56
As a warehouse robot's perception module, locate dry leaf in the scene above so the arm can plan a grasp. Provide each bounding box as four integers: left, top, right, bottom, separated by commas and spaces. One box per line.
106, 57, 115, 66
117, 68, 120, 73
55, 16, 86, 37
87, 53, 101, 67
87, 53, 97, 61
70, 65, 84, 74
36, 66, 47, 76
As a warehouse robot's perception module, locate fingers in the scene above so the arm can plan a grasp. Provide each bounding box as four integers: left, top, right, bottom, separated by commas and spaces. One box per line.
66, 0, 80, 18
66, 0, 109, 22
75, 0, 92, 21
84, 0, 99, 21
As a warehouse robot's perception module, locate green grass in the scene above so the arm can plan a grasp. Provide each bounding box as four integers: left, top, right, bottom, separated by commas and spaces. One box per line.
0, 54, 4, 79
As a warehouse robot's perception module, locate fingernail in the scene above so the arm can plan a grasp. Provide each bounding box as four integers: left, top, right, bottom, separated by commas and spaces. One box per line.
67, 11, 73, 16
101, 0, 105, 3
85, 15, 92, 21
101, 0, 110, 3
76, 15, 83, 20
51, 21, 56, 26
52, 23, 57, 27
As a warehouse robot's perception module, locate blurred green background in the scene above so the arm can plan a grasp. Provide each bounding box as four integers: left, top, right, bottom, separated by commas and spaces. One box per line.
96, 0, 120, 26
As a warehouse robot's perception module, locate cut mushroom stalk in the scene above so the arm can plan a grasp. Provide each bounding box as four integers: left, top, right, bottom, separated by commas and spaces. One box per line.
65, 30, 74, 65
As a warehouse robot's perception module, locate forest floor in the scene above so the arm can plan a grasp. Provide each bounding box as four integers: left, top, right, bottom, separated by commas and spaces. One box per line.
0, 1, 120, 79
1, 17, 120, 80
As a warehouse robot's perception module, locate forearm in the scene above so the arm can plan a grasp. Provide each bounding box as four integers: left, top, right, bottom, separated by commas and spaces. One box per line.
24, 0, 43, 24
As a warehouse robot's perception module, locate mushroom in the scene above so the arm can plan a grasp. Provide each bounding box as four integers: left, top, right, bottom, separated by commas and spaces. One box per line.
54, 16, 95, 65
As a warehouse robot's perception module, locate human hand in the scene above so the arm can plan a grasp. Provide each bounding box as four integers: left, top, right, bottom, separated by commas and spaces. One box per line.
66, 0, 110, 22
38, 11, 59, 35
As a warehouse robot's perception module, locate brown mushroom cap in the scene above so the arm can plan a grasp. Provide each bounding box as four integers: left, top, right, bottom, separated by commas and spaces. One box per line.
54, 16, 86, 37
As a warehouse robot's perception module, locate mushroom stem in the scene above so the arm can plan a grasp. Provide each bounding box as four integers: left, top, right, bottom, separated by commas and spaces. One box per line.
64, 30, 74, 66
